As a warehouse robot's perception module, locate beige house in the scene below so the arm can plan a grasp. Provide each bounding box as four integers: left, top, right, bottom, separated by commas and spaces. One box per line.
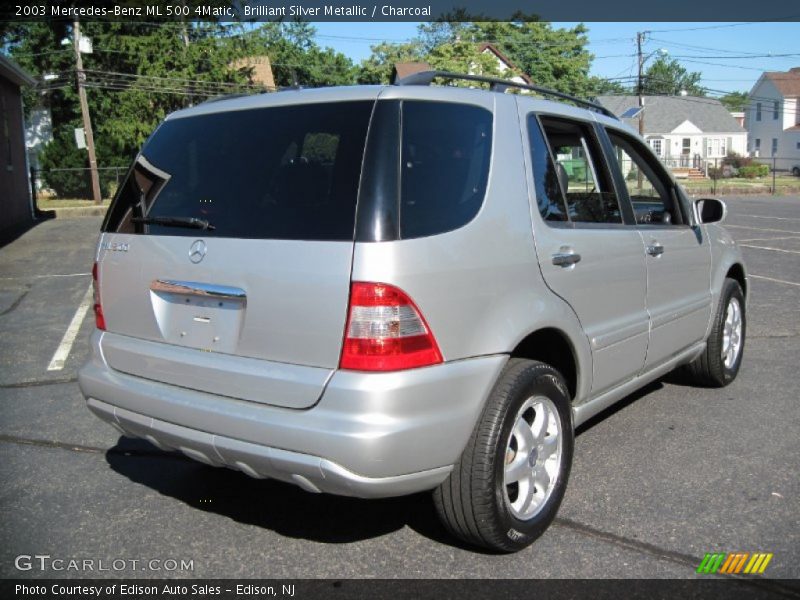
230, 56, 276, 91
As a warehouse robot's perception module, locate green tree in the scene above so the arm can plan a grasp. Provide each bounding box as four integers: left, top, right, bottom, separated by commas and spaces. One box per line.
359, 21, 606, 97
356, 41, 425, 84
642, 57, 705, 96
2, 19, 356, 197
718, 91, 749, 112
427, 41, 519, 86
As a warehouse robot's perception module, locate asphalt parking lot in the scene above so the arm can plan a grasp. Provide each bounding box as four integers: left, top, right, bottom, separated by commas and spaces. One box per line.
0, 196, 798, 585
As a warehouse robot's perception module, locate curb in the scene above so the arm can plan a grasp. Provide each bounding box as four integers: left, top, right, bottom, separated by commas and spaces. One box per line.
51, 206, 108, 218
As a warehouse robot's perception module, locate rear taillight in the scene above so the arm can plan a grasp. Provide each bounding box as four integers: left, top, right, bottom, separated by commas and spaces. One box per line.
92, 262, 106, 331
340, 282, 443, 371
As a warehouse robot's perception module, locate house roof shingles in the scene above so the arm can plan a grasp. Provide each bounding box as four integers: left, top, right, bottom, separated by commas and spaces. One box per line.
596, 95, 746, 135
763, 67, 800, 97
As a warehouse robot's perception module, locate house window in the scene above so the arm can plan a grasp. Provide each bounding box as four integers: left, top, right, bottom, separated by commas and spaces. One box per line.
705, 138, 727, 158
756, 103, 762, 121
649, 138, 662, 157
796, 141, 800, 150
755, 138, 761, 150
773, 101, 779, 120
771, 138, 778, 156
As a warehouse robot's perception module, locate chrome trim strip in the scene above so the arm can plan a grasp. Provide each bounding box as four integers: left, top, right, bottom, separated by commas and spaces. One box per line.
150, 279, 246, 301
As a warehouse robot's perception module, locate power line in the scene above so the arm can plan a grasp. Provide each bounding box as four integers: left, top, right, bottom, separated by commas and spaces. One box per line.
645, 19, 800, 34
668, 53, 800, 60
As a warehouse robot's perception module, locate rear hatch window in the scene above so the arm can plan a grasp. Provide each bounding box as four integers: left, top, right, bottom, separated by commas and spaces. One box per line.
103, 101, 374, 240
97, 100, 374, 408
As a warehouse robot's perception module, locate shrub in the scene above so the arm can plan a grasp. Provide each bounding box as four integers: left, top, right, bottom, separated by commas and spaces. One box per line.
722, 152, 755, 169
38, 127, 116, 199
738, 164, 769, 179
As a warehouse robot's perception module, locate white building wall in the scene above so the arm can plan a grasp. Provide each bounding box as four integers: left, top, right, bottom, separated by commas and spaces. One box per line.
747, 77, 800, 171
650, 132, 747, 167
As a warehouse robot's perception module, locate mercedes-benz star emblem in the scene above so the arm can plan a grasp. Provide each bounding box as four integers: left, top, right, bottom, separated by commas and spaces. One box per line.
189, 239, 207, 264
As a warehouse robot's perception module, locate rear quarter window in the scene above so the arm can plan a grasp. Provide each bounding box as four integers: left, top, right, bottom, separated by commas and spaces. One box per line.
399, 101, 492, 239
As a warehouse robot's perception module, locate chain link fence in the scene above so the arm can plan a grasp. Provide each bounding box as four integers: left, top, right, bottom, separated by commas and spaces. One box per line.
30, 166, 127, 206
657, 155, 800, 196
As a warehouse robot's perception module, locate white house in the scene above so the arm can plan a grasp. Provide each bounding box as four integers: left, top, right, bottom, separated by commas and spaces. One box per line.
596, 95, 748, 172
746, 67, 800, 174
476, 43, 532, 85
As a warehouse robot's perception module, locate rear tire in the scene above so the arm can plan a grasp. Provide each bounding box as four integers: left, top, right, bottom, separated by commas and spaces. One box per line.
684, 278, 745, 387
433, 358, 573, 552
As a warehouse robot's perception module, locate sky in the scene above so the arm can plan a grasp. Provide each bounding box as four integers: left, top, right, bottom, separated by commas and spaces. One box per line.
312, 21, 800, 94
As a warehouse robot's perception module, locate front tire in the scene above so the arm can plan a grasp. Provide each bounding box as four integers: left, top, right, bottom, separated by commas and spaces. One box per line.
685, 278, 746, 387
433, 359, 574, 552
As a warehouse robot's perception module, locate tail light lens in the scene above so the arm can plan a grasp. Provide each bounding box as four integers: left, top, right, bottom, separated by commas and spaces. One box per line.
340, 282, 443, 371
92, 262, 106, 331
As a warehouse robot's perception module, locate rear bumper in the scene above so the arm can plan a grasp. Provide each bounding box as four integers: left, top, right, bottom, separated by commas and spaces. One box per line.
79, 331, 507, 498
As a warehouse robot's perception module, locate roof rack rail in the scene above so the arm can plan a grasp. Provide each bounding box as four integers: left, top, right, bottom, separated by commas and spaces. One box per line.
394, 70, 617, 120
200, 92, 259, 105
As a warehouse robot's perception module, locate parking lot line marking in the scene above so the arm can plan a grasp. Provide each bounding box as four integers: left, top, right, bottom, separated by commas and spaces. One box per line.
0, 272, 90, 281
740, 244, 800, 255
749, 274, 800, 288
47, 284, 93, 372
737, 236, 800, 243
737, 214, 800, 223
726, 224, 800, 235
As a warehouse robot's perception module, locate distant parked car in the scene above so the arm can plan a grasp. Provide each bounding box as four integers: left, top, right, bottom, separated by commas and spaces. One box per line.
79, 71, 748, 552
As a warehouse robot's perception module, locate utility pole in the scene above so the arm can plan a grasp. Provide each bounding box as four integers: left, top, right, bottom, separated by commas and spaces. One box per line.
637, 31, 645, 138
636, 31, 646, 189
72, 18, 102, 205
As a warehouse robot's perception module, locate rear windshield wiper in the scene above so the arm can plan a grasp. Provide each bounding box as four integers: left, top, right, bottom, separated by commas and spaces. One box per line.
132, 216, 215, 231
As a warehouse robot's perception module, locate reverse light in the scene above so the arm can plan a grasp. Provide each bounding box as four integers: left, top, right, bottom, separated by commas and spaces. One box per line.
340, 282, 443, 371
92, 262, 106, 330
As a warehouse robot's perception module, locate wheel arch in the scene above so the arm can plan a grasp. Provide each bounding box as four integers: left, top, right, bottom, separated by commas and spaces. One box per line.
510, 327, 580, 402
726, 262, 747, 299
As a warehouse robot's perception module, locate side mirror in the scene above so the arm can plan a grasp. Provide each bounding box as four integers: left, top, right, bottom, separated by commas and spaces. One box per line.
694, 198, 727, 224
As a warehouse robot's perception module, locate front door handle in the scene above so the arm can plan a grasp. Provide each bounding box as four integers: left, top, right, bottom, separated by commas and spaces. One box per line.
552, 252, 582, 267
646, 243, 665, 257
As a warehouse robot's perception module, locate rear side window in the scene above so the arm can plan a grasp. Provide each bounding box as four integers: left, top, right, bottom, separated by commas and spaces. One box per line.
527, 115, 568, 222
538, 117, 622, 225
103, 101, 373, 240
399, 101, 492, 238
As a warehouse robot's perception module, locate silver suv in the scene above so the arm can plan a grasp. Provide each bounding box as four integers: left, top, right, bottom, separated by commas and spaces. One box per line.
79, 71, 747, 552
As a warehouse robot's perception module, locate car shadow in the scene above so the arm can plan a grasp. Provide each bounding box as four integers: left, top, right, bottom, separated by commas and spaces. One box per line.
105, 436, 474, 550
0, 215, 51, 249
575, 380, 664, 436
105, 377, 671, 550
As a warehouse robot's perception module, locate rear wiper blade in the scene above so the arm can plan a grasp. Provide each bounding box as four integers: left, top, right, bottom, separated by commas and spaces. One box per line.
132, 216, 215, 231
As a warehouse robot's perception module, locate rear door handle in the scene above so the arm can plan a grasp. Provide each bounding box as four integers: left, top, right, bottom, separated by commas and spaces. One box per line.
552, 252, 582, 267
646, 243, 665, 257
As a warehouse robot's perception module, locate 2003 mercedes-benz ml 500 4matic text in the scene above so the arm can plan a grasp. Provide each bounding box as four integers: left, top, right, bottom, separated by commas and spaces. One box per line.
79, 71, 747, 552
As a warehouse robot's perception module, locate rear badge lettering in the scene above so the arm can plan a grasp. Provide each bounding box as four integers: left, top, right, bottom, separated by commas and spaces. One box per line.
101, 241, 129, 252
